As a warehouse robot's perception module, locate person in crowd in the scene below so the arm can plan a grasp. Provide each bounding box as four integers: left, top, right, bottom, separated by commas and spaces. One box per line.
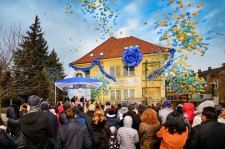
192, 99, 215, 127
137, 104, 146, 115
117, 115, 139, 149
0, 125, 14, 149
19, 103, 28, 116
106, 108, 120, 128
74, 106, 87, 125
218, 108, 225, 123
89, 108, 111, 149
56, 101, 71, 126
122, 104, 141, 130
158, 100, 173, 125
156, 111, 188, 149
49, 103, 56, 115
104, 101, 111, 115
64, 96, 70, 102
188, 107, 225, 149
117, 101, 128, 121
19, 95, 54, 149
109, 126, 120, 149
138, 108, 161, 149
55, 107, 92, 149
40, 102, 58, 137
183, 102, 195, 126
80, 95, 85, 103
6, 104, 27, 149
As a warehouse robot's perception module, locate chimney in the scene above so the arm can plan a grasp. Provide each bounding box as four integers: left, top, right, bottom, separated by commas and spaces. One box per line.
198, 69, 201, 73
208, 67, 211, 70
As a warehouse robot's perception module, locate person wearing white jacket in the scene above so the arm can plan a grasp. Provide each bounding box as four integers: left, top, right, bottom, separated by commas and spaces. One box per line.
117, 116, 139, 149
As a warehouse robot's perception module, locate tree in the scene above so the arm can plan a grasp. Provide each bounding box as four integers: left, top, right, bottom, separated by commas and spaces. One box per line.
46, 49, 66, 101
0, 23, 22, 110
13, 15, 51, 99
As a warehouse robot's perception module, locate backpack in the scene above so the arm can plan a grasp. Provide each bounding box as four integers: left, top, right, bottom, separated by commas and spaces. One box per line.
109, 134, 120, 149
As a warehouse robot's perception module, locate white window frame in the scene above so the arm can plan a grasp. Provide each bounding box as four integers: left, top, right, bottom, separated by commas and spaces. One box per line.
123, 89, 135, 100
110, 89, 122, 100
123, 66, 135, 76
110, 66, 121, 77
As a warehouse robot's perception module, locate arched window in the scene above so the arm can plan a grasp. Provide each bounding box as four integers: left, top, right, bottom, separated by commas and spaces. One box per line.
76, 73, 83, 78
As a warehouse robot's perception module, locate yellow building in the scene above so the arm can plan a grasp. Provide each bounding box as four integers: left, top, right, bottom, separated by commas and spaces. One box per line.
70, 36, 168, 104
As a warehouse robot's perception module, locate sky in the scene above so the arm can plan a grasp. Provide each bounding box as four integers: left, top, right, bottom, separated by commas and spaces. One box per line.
0, 0, 224, 78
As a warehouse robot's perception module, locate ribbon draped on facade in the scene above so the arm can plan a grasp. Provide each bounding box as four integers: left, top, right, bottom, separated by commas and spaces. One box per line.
122, 47, 143, 67
147, 48, 176, 80
69, 58, 116, 82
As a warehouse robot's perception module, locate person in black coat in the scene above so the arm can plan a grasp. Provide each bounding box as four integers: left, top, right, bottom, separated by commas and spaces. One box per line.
0, 125, 14, 149
188, 106, 225, 149
106, 108, 120, 128
19, 95, 54, 149
55, 107, 92, 149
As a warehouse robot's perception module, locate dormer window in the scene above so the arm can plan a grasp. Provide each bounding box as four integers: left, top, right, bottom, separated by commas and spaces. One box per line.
90, 53, 94, 57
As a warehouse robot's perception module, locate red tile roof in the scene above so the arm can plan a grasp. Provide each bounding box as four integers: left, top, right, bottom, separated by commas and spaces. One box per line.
71, 36, 165, 65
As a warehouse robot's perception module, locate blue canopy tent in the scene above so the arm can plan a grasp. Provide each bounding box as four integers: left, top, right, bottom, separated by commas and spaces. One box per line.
55, 77, 102, 103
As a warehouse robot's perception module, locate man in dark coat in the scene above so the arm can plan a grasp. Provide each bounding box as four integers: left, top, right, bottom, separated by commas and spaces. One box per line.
55, 107, 92, 149
19, 95, 54, 149
188, 106, 225, 149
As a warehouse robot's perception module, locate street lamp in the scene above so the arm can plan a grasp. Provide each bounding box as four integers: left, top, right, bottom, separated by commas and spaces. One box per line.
145, 60, 149, 106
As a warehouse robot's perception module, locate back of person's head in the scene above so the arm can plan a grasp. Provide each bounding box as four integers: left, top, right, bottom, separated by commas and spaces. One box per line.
176, 105, 183, 114
121, 101, 128, 107
63, 101, 71, 111
88, 104, 96, 111
66, 107, 76, 119
117, 103, 121, 109
164, 110, 186, 134
40, 102, 49, 111
202, 106, 217, 120
110, 126, 117, 135
7, 104, 20, 119
27, 95, 41, 107
140, 108, 158, 125
163, 100, 172, 108
93, 108, 106, 124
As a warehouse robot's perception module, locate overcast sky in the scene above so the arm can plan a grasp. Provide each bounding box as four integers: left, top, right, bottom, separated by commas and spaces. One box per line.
0, 0, 224, 78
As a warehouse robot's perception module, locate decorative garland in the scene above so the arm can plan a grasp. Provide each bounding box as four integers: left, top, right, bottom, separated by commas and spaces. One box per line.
147, 48, 176, 80
69, 58, 116, 82
122, 47, 143, 67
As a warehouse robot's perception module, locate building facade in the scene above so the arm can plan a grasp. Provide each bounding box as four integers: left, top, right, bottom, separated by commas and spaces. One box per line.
70, 36, 168, 104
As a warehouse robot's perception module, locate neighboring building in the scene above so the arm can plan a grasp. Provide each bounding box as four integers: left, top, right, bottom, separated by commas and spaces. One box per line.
198, 63, 225, 106
70, 36, 169, 104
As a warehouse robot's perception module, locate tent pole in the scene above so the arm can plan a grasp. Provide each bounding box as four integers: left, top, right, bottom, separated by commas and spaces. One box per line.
55, 83, 56, 104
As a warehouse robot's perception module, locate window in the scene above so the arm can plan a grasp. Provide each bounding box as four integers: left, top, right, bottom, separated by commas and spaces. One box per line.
213, 80, 218, 89
76, 73, 83, 78
110, 90, 121, 100
123, 89, 135, 100
110, 66, 121, 77
85, 70, 90, 78
123, 66, 134, 76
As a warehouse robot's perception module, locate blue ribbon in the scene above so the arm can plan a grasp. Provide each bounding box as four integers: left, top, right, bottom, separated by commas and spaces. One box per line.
147, 49, 176, 80
69, 58, 116, 82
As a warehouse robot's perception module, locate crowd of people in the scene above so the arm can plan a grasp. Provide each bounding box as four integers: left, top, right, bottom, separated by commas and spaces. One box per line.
1, 95, 225, 149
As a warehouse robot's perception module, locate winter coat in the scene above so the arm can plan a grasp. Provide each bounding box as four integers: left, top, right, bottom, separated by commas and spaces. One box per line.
55, 118, 92, 149
106, 113, 120, 128
122, 111, 141, 130
138, 122, 160, 149
117, 107, 128, 121
188, 120, 225, 149
42, 110, 58, 136
19, 111, 54, 149
183, 103, 195, 125
158, 107, 173, 125
89, 120, 110, 149
156, 126, 188, 149
0, 128, 14, 149
56, 105, 64, 126
117, 116, 139, 149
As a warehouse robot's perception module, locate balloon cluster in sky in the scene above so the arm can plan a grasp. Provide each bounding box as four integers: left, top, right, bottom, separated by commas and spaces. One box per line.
153, 0, 210, 97
66, 0, 119, 41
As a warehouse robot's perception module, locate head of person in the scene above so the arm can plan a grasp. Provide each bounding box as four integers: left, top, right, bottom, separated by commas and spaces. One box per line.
121, 101, 128, 107
201, 106, 217, 121
140, 108, 158, 125
92, 108, 106, 125
88, 104, 96, 112
27, 95, 41, 111
7, 104, 20, 120
105, 101, 111, 108
164, 110, 186, 134
40, 102, 49, 111
65, 107, 76, 119
163, 100, 172, 108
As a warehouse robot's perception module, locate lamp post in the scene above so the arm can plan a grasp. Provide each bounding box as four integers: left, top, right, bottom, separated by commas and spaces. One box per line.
145, 60, 148, 107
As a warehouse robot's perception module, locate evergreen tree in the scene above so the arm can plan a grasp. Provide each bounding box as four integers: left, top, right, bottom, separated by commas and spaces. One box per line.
13, 15, 50, 99
46, 49, 66, 101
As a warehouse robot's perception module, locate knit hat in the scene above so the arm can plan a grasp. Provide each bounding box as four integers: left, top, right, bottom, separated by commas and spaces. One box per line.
121, 101, 128, 107
27, 95, 41, 107
163, 100, 172, 108
128, 104, 135, 111
40, 102, 49, 110
108, 108, 116, 115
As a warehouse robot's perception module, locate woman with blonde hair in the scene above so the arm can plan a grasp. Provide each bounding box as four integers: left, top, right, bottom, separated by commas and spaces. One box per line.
138, 108, 161, 149
89, 108, 111, 149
